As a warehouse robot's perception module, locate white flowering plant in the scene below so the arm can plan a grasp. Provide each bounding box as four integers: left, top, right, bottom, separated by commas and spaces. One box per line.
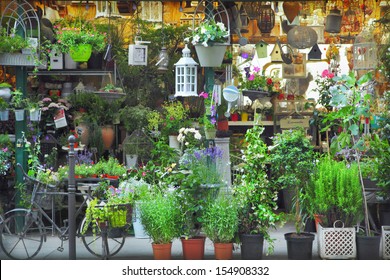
177, 127, 202, 152
251, 98, 273, 116
185, 19, 229, 47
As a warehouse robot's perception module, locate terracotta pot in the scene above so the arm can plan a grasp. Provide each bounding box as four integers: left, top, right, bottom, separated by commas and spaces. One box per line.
152, 243, 172, 260
214, 242, 233, 260
101, 125, 115, 150
181, 236, 206, 260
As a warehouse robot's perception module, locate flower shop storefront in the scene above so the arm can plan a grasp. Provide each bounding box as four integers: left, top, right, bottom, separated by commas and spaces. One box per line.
0, 0, 389, 261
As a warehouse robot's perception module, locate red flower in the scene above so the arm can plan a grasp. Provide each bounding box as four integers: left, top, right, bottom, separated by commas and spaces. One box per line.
266, 78, 273, 85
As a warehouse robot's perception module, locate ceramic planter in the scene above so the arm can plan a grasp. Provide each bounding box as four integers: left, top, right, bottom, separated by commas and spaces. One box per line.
29, 109, 41, 122
14, 109, 25, 121
194, 44, 228, 67
0, 109, 9, 121
204, 128, 217, 140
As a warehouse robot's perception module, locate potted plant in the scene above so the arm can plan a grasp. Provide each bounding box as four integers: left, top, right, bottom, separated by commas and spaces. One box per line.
308, 156, 362, 259
269, 128, 316, 259
239, 65, 281, 99
170, 145, 223, 259
10, 89, 27, 121
139, 191, 181, 260
161, 101, 190, 146
0, 98, 10, 121
119, 177, 150, 239
52, 18, 107, 63
26, 97, 41, 122
233, 125, 285, 259
321, 71, 383, 259
185, 18, 230, 67
94, 157, 127, 179
0, 82, 12, 103
202, 194, 239, 260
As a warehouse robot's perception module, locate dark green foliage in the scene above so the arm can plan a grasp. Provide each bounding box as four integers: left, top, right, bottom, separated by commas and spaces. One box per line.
309, 157, 363, 227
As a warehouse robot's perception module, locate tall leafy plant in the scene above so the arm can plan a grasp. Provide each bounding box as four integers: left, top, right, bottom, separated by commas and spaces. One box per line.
233, 125, 284, 254
308, 156, 363, 227
269, 128, 316, 234
322, 71, 376, 235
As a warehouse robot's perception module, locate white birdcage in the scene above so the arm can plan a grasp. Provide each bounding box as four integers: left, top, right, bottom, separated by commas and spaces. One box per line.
353, 25, 377, 70
174, 44, 198, 97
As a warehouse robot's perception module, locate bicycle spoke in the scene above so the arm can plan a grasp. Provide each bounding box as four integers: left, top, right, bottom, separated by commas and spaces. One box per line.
0, 211, 44, 259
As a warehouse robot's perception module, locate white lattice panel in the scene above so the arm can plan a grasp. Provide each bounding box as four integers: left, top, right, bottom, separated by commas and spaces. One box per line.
382, 226, 390, 260
318, 224, 356, 259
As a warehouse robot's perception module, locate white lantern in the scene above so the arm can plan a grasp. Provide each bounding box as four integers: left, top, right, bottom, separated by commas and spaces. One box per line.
128, 37, 150, 66
174, 44, 198, 97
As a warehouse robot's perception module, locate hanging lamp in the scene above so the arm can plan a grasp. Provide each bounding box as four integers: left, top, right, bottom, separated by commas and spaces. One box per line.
257, 4, 275, 37
174, 44, 198, 97
156, 12, 169, 71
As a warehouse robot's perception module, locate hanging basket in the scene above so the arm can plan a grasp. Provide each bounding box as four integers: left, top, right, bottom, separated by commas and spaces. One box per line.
0, 109, 9, 121
195, 44, 228, 67
14, 109, 25, 121
69, 44, 92, 62
29, 109, 41, 122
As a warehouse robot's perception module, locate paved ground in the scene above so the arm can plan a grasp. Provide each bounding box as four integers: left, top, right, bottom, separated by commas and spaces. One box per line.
0, 221, 322, 260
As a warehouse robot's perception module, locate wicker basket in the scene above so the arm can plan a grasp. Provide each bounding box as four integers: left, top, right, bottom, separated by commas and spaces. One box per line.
318, 220, 356, 259
108, 204, 133, 228
382, 226, 390, 260
29, 181, 56, 210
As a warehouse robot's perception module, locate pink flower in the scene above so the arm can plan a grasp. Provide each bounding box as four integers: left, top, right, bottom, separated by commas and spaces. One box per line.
248, 74, 255, 81
199, 91, 209, 99
253, 66, 261, 73
142, 172, 146, 177
321, 69, 334, 79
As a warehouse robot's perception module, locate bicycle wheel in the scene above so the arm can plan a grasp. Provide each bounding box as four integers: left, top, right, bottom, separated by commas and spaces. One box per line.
79, 217, 125, 258
0, 209, 44, 260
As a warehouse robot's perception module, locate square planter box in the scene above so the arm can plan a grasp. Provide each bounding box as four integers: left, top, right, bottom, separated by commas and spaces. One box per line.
318, 222, 356, 259
0, 53, 36, 66
382, 226, 390, 259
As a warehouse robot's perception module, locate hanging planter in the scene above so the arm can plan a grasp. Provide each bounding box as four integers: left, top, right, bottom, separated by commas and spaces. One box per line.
69, 44, 92, 62
204, 127, 217, 140
0, 109, 9, 121
14, 109, 25, 121
194, 44, 228, 68
29, 109, 41, 122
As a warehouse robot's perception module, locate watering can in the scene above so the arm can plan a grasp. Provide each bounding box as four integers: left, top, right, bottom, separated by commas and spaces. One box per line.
223, 85, 239, 118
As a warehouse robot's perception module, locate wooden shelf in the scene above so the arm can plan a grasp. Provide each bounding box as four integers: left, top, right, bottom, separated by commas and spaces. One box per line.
28, 70, 113, 76
228, 121, 274, 126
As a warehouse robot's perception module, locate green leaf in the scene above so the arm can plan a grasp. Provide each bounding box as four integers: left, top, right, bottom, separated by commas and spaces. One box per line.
331, 93, 347, 106
348, 124, 359, 135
